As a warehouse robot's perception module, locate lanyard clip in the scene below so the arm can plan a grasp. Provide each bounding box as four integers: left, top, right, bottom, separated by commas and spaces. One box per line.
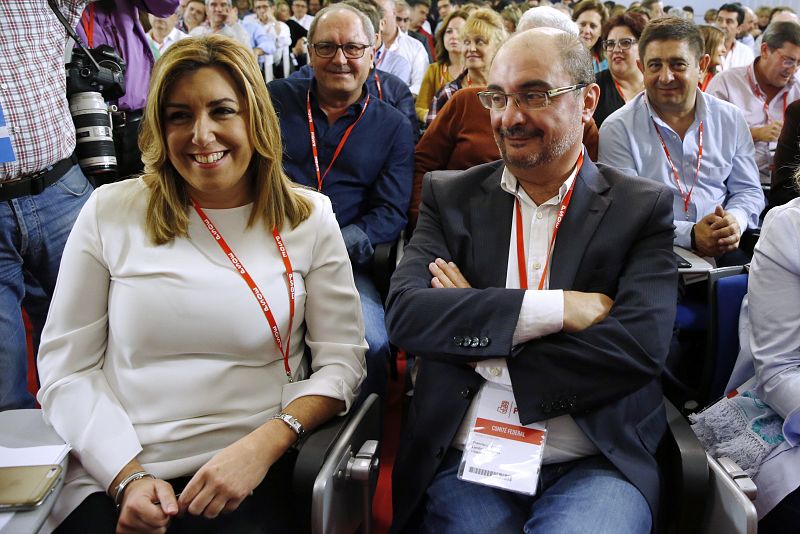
286, 372, 294, 383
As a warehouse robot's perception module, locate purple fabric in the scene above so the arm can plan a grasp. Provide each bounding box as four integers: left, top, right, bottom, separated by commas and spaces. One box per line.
75, 0, 178, 111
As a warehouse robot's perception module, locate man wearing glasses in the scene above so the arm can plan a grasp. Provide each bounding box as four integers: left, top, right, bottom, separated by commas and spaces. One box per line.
387, 27, 677, 533
708, 21, 800, 185
599, 17, 763, 264
267, 4, 414, 400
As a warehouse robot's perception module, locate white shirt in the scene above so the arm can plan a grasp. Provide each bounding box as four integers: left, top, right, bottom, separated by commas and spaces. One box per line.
721, 41, 755, 71
708, 60, 800, 182
37, 179, 367, 530
145, 26, 189, 56
190, 22, 251, 48
452, 162, 600, 463
290, 13, 314, 31
387, 29, 429, 95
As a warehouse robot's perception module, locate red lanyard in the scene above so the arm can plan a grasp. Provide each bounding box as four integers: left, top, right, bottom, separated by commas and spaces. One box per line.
191, 199, 296, 381
81, 4, 95, 48
613, 78, 626, 102
373, 72, 383, 100
375, 46, 386, 68
652, 118, 703, 213
514, 152, 584, 291
306, 90, 370, 191
747, 64, 788, 120
699, 72, 713, 92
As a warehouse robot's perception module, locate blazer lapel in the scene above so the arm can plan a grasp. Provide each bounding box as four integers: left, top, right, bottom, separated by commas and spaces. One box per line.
549, 159, 611, 290
468, 165, 515, 289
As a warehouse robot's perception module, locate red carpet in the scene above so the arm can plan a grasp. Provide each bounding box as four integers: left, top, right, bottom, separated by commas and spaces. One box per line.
372, 352, 407, 533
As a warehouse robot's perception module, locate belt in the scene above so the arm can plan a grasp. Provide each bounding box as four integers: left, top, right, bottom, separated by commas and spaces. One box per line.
0, 155, 79, 202
112, 109, 144, 130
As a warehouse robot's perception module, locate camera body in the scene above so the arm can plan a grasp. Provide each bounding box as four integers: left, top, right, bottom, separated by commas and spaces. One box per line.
65, 45, 127, 179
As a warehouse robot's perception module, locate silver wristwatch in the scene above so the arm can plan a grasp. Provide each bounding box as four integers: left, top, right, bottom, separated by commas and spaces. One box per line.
271, 412, 305, 440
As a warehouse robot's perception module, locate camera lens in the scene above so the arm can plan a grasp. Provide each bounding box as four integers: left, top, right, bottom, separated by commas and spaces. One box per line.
69, 92, 117, 177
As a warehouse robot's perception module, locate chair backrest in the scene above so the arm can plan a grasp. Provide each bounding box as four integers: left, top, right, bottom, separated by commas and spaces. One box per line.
707, 272, 749, 402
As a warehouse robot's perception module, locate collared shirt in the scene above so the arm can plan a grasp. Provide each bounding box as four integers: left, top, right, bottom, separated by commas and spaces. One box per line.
721, 41, 755, 71
145, 26, 189, 57
386, 29, 429, 95
290, 13, 314, 31
0, 0, 87, 181
598, 90, 764, 249
190, 22, 251, 48
288, 65, 418, 136
240, 18, 276, 56
453, 159, 601, 463
374, 43, 413, 88
707, 60, 800, 181
426, 69, 469, 126
267, 77, 414, 263
243, 14, 292, 61
76, 0, 179, 112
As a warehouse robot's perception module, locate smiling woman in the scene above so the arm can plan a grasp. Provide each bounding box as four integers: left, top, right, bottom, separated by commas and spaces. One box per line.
36, 35, 367, 533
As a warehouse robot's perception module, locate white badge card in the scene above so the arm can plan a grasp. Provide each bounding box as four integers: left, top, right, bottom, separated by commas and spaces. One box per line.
458, 382, 546, 495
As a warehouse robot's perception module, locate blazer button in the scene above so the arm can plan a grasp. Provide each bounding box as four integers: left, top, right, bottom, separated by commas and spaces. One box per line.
541, 402, 552, 414
461, 387, 474, 399
453, 336, 463, 346
470, 336, 480, 348
461, 337, 472, 347
479, 337, 490, 347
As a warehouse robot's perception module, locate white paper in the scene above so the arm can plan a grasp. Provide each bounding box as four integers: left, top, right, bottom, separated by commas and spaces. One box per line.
459, 382, 546, 495
0, 444, 70, 468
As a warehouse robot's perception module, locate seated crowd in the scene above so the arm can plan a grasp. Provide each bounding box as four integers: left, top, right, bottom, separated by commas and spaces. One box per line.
2, 0, 800, 532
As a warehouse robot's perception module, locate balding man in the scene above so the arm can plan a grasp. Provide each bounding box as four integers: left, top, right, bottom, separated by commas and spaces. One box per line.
268, 4, 414, 399
709, 22, 800, 184
375, 0, 428, 94
387, 27, 676, 533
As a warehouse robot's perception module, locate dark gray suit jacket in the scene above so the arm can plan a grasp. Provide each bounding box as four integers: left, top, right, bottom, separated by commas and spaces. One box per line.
385, 157, 678, 532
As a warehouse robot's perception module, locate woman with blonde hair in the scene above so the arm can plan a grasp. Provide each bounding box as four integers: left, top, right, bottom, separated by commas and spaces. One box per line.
416, 8, 469, 124
572, 0, 609, 73
698, 25, 727, 91
425, 7, 507, 126
38, 34, 366, 532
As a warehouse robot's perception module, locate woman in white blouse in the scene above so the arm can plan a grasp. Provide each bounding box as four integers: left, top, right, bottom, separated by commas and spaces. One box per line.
727, 174, 800, 533
38, 35, 366, 533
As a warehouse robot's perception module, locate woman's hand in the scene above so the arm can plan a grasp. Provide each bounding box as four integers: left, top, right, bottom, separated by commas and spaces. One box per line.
177, 428, 287, 519
116, 478, 178, 534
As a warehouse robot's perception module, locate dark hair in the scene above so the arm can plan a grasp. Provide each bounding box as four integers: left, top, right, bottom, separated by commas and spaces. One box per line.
638, 16, 705, 61
718, 3, 745, 25
435, 8, 470, 62
762, 20, 800, 49
602, 11, 648, 41
407, 0, 430, 8
682, 5, 693, 14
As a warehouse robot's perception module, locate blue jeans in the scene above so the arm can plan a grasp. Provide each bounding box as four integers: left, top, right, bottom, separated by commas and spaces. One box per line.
352, 268, 390, 400
0, 165, 92, 410
420, 449, 652, 534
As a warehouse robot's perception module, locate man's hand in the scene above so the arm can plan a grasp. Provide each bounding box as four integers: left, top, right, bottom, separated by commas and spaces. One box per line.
292, 37, 307, 57
563, 291, 614, 333
116, 478, 177, 534
750, 121, 783, 143
693, 205, 741, 257
429, 258, 471, 288
178, 432, 276, 519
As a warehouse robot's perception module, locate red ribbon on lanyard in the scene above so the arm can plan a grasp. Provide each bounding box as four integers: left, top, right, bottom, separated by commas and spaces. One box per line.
652, 118, 703, 213
515, 152, 584, 291
747, 65, 788, 120
373, 71, 383, 100
191, 199, 296, 381
699, 71, 713, 92
81, 4, 95, 48
613, 78, 627, 102
306, 90, 370, 191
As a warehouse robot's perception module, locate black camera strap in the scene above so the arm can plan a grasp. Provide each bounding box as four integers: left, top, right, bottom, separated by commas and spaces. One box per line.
46, 0, 104, 73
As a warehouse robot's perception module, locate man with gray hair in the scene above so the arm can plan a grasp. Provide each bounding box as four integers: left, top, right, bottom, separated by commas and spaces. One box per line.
708, 21, 800, 183
268, 4, 414, 400
190, 0, 251, 46
517, 4, 579, 34
388, 26, 677, 533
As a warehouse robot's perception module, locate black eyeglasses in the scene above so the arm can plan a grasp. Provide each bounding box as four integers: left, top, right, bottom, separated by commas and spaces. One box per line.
603, 38, 637, 51
477, 84, 587, 111
310, 42, 371, 59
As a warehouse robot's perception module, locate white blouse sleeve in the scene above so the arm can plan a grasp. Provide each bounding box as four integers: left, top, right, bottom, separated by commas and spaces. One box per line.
750, 202, 800, 445
280, 196, 368, 412
36, 189, 142, 492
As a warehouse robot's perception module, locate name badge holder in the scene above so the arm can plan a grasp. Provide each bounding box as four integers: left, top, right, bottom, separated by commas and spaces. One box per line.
458, 382, 547, 495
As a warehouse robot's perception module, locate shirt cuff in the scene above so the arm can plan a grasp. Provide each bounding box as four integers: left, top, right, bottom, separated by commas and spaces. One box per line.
726, 208, 750, 235
674, 220, 694, 250
512, 289, 564, 346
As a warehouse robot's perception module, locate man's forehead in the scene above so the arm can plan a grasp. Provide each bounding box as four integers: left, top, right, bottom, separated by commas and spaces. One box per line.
316, 12, 368, 41
642, 39, 695, 61
717, 10, 738, 21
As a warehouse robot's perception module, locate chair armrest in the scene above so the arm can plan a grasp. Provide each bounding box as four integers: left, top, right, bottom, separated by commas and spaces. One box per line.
716, 457, 757, 500
658, 397, 709, 534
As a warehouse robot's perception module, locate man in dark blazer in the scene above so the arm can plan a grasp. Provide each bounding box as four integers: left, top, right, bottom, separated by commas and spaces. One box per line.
385, 28, 678, 533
